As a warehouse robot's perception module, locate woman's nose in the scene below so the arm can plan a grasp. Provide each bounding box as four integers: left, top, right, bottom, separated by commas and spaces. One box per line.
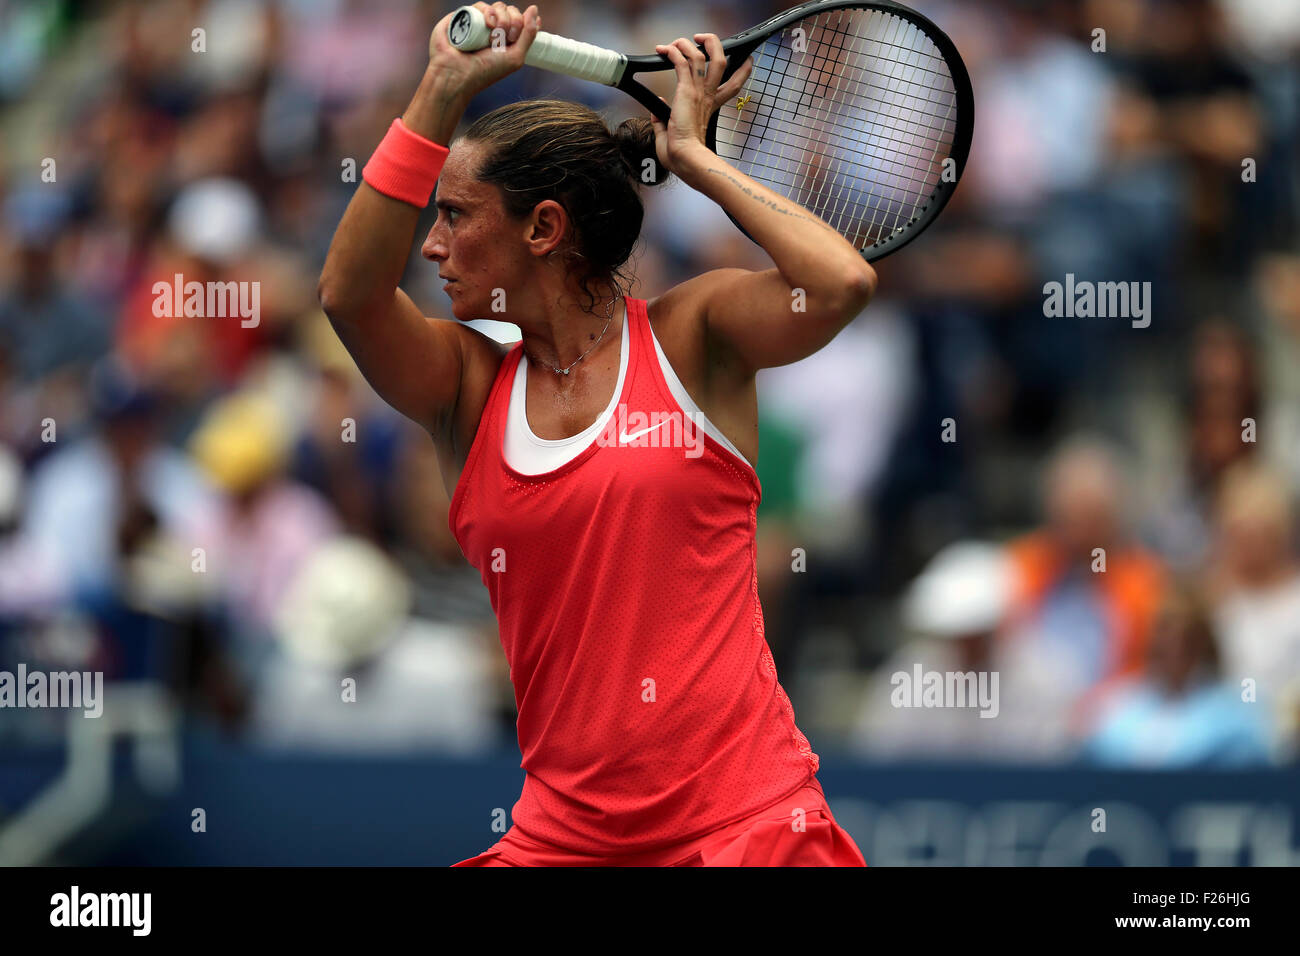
422, 226, 447, 261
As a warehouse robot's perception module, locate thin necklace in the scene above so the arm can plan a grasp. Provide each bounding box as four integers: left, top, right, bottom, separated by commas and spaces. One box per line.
527, 296, 619, 376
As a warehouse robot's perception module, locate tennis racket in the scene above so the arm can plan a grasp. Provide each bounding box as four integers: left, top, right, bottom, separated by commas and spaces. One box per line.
447, 0, 973, 262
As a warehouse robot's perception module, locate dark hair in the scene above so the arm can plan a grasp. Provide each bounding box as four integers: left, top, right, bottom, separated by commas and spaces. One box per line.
461, 99, 667, 311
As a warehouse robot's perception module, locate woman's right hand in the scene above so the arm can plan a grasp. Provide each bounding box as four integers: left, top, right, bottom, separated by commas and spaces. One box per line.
428, 3, 540, 102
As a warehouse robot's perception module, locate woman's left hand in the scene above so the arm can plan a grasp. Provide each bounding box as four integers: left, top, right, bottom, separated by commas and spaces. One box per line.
652, 34, 753, 175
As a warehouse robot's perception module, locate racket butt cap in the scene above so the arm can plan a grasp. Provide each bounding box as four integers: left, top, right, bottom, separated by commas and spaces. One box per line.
448, 6, 491, 51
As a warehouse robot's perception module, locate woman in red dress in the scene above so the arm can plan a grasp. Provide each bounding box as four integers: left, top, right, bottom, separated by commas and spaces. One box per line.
319, 2, 875, 866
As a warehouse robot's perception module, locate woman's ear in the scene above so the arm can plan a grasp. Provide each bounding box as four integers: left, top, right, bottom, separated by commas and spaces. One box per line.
526, 199, 570, 258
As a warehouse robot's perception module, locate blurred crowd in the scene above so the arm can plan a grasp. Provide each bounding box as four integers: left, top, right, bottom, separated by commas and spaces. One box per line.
1, 0, 1298, 768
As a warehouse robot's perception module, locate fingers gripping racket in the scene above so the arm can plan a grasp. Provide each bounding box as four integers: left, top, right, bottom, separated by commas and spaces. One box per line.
448, 0, 973, 262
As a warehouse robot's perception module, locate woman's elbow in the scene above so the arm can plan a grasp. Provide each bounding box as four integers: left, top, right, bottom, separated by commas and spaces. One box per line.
317, 270, 359, 325
846, 262, 878, 309
317, 269, 338, 313
813, 263, 877, 322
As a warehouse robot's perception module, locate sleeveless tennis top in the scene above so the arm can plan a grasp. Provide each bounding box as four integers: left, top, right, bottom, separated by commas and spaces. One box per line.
501, 301, 633, 475
448, 296, 819, 854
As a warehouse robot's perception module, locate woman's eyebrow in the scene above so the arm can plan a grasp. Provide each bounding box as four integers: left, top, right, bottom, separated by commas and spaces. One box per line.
432, 183, 467, 206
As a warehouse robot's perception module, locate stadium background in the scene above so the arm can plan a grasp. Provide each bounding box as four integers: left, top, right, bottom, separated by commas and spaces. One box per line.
1, 0, 1298, 865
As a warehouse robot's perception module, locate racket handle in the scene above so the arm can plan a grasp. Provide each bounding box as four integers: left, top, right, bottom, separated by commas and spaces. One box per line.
447, 5, 626, 86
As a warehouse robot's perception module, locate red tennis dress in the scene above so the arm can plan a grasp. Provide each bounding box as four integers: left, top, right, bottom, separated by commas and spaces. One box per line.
448, 297, 865, 866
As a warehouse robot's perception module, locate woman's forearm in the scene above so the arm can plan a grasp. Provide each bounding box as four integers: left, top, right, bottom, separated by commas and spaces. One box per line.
674, 145, 875, 300
402, 66, 470, 144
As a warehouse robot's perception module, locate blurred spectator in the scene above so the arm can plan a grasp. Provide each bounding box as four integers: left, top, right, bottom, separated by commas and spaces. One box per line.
1079, 584, 1273, 767
252, 535, 498, 752
16, 359, 239, 727
188, 390, 339, 654
22, 359, 217, 606
1002, 437, 1166, 698
1146, 320, 1262, 570
117, 178, 272, 391
853, 541, 1079, 761
1204, 462, 1300, 755
0, 188, 108, 384
971, 0, 1116, 218
0, 444, 59, 618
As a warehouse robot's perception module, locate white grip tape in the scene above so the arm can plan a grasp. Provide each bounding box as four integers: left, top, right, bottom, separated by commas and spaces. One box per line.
448, 6, 626, 86
527, 31, 626, 85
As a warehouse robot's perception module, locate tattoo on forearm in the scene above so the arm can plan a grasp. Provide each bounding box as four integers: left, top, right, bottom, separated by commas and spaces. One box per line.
703, 167, 839, 235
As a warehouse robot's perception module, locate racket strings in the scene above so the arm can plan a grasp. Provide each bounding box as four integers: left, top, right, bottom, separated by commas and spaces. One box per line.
713, 7, 960, 252
768, 10, 953, 241
793, 10, 951, 241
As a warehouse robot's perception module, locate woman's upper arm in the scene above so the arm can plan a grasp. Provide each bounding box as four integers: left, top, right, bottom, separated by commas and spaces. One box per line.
325, 287, 470, 434
670, 267, 873, 374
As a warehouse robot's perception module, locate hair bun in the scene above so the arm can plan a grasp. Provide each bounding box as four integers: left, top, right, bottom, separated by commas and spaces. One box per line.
613, 117, 669, 187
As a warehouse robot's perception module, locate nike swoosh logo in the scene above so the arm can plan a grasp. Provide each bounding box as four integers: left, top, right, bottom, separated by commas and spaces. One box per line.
619, 420, 670, 443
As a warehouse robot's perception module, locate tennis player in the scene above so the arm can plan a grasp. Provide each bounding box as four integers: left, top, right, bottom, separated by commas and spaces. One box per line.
319, 2, 875, 866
